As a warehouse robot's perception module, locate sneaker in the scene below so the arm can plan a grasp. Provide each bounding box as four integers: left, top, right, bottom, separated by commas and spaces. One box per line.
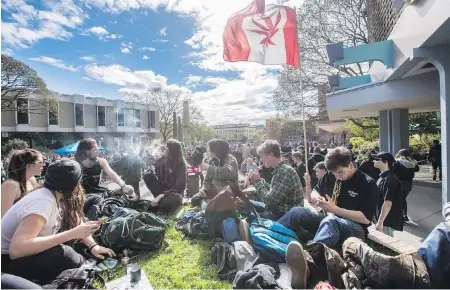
286, 241, 309, 289
238, 219, 252, 245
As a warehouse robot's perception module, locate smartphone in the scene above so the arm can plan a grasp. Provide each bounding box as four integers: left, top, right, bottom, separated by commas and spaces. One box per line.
97, 217, 109, 224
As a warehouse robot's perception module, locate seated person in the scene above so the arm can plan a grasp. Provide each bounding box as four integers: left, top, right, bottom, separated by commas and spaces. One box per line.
240, 157, 258, 175
2, 149, 43, 217
307, 147, 325, 189
143, 139, 187, 214
191, 139, 239, 207
242, 158, 258, 188
292, 151, 306, 190
75, 138, 134, 196
285, 202, 450, 289
1, 159, 115, 285
278, 147, 378, 249
248, 140, 304, 220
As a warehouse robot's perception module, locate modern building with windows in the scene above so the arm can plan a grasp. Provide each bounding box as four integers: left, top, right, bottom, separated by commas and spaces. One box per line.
212, 123, 263, 142
325, 0, 449, 205
1, 92, 159, 149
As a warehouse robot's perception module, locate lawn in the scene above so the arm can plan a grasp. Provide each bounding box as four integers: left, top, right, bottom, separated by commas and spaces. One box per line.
100, 219, 232, 289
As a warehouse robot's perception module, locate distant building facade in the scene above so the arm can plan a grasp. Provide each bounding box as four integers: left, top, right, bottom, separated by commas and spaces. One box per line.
1, 92, 159, 150
212, 123, 263, 142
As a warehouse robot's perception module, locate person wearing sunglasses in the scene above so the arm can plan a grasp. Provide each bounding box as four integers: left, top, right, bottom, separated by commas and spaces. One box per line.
1, 149, 43, 218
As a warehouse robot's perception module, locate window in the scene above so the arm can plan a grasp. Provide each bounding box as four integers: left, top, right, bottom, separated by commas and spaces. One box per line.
149, 111, 156, 128
75, 103, 84, 126
97, 106, 105, 127
48, 102, 58, 125
134, 109, 141, 127
16, 98, 29, 124
117, 108, 124, 127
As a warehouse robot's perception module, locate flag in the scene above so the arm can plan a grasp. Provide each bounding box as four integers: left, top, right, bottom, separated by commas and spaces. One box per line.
223, 0, 299, 67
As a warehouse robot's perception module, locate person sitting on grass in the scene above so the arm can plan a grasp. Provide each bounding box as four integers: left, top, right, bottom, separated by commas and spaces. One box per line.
75, 138, 135, 196
1, 149, 43, 218
241, 157, 258, 188
191, 139, 239, 207
292, 151, 307, 191
248, 140, 304, 220
278, 147, 379, 249
143, 139, 187, 214
1, 159, 115, 285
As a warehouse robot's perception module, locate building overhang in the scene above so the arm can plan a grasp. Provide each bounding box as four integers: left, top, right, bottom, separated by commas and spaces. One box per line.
317, 121, 348, 134
326, 71, 440, 121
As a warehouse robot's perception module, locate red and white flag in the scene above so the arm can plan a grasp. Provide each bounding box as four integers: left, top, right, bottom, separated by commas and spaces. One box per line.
223, 0, 299, 67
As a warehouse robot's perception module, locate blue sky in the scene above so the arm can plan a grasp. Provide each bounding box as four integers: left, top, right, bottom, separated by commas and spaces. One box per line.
2, 0, 303, 125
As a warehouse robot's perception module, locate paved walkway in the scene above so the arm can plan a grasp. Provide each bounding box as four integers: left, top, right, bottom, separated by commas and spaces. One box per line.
414, 163, 442, 188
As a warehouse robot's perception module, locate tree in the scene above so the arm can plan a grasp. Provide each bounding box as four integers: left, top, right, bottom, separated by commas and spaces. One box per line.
1, 138, 29, 155
345, 118, 379, 141
125, 88, 204, 142
409, 112, 440, 136
1, 54, 55, 113
273, 0, 369, 126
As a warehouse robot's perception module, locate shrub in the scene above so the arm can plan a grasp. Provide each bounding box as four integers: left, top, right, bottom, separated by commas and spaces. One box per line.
349, 137, 365, 150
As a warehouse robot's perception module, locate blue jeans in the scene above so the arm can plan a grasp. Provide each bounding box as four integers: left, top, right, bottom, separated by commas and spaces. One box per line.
1, 273, 41, 289
418, 222, 450, 288
278, 207, 366, 248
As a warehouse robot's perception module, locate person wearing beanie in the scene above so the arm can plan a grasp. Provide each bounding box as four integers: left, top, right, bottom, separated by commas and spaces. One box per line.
1, 159, 115, 285
75, 138, 135, 196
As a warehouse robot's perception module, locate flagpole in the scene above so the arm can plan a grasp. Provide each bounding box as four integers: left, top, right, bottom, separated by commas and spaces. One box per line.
294, 6, 309, 176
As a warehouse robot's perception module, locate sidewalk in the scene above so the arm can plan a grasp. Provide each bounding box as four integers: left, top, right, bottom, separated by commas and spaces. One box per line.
414, 163, 442, 189
394, 184, 443, 248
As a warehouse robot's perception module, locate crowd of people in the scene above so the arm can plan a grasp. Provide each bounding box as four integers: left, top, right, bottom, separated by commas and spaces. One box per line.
0, 136, 447, 289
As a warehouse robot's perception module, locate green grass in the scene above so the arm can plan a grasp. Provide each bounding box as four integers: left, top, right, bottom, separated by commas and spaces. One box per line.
100, 220, 232, 289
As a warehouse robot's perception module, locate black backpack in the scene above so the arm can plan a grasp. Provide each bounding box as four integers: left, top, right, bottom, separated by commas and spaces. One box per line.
42, 268, 104, 289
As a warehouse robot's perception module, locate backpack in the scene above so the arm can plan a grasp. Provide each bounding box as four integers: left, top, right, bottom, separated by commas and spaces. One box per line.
249, 218, 299, 263
99, 212, 167, 252
222, 218, 239, 244
175, 209, 209, 239
42, 268, 104, 289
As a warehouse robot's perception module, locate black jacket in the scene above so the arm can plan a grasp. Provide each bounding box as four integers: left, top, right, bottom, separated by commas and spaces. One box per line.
392, 160, 419, 182
359, 157, 380, 181
428, 144, 441, 164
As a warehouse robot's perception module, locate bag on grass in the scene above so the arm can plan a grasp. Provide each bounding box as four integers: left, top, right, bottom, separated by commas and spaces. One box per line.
42, 268, 104, 289
249, 217, 299, 263
100, 212, 167, 252
175, 209, 209, 239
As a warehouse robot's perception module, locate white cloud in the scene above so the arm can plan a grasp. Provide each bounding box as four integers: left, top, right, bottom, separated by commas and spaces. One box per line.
152, 39, 168, 43
82, 76, 92, 81
84, 63, 185, 94
143, 55, 150, 60
2, 47, 15, 56
88, 26, 108, 35
120, 41, 133, 54
139, 46, 156, 52
80, 55, 96, 62
159, 26, 167, 36
121, 48, 131, 54
29, 56, 78, 71
2, 0, 86, 48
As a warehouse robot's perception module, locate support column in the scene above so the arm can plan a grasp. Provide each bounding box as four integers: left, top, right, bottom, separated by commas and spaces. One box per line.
378, 109, 409, 154
379, 110, 389, 152
413, 44, 450, 207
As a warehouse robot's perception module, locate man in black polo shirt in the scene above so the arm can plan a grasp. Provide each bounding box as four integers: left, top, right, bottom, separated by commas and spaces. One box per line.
372, 152, 403, 236
278, 147, 379, 249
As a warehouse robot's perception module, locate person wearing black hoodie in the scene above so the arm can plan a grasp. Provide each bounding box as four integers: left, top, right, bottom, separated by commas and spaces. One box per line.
428, 140, 442, 181
359, 150, 380, 181
392, 149, 420, 222
307, 147, 325, 189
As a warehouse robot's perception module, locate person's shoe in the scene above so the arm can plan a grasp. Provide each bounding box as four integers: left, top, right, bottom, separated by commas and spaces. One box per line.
403, 215, 410, 223
286, 241, 309, 289
238, 219, 252, 245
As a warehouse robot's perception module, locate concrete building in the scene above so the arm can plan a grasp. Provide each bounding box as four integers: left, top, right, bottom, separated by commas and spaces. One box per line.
266, 118, 318, 144
1, 92, 159, 149
325, 0, 449, 205
212, 123, 261, 142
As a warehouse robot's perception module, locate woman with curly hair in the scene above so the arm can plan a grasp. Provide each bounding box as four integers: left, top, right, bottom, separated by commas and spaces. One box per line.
1, 159, 115, 285
1, 149, 43, 217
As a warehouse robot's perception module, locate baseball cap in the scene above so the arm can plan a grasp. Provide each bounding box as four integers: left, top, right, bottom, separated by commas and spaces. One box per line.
371, 152, 395, 165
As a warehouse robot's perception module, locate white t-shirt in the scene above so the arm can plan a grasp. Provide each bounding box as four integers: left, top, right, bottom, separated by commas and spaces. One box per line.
1, 187, 61, 254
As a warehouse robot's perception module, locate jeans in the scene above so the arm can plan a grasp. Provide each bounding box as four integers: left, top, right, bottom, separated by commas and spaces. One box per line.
418, 222, 450, 288
143, 172, 182, 214
278, 207, 366, 249
1, 273, 42, 289
432, 163, 442, 180
400, 181, 413, 218
1, 244, 84, 285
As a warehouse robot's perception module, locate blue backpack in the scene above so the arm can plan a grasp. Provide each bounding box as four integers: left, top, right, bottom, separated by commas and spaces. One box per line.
222, 218, 240, 244
249, 218, 299, 263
